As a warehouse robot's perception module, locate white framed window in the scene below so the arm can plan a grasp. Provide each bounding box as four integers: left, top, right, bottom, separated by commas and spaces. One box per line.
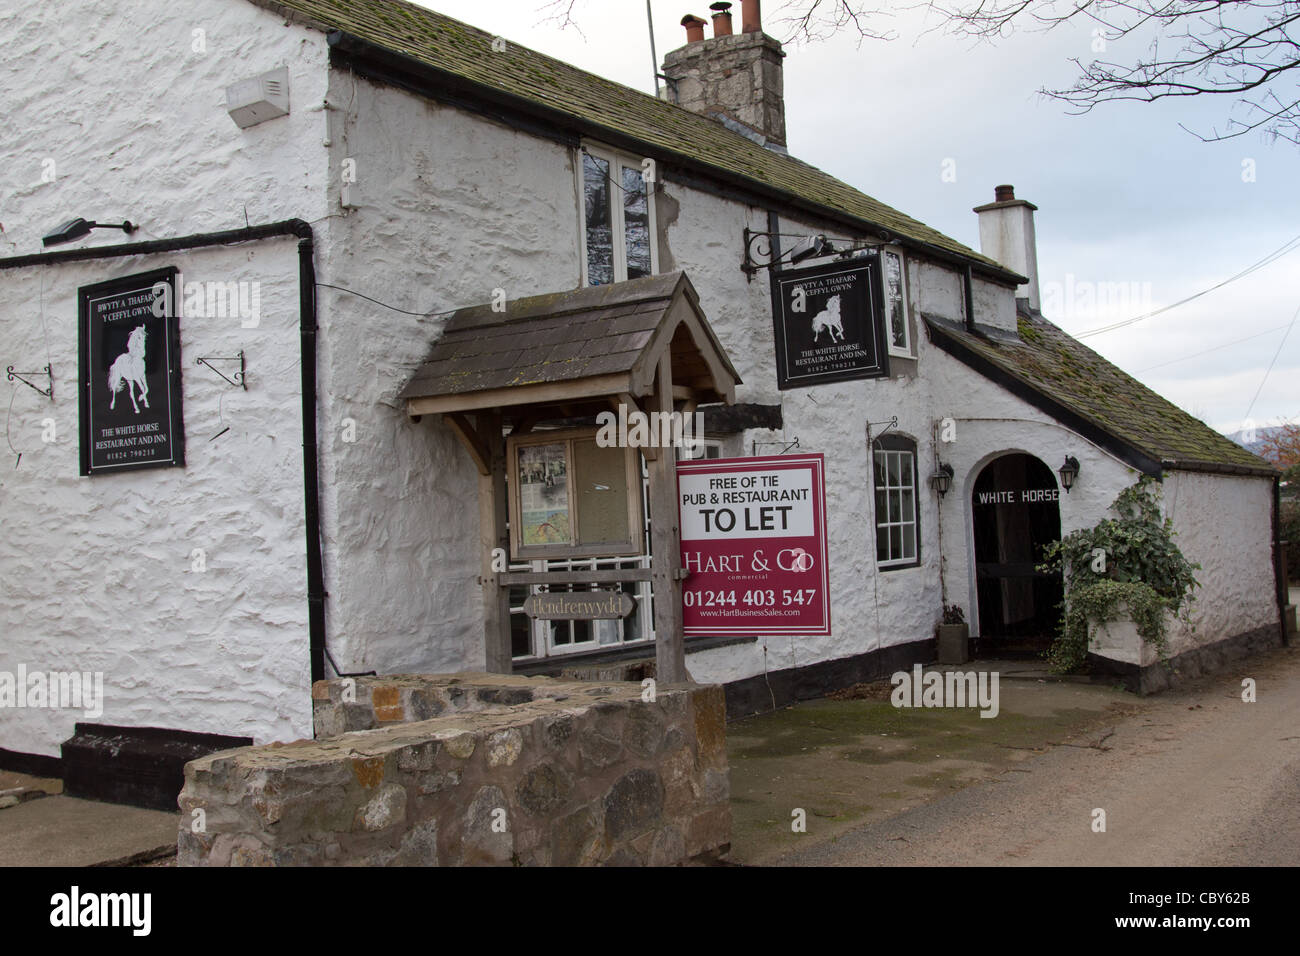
883, 246, 912, 357
579, 145, 658, 286
873, 435, 919, 569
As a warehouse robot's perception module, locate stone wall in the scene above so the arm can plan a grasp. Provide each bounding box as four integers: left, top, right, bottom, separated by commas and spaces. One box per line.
179, 675, 729, 866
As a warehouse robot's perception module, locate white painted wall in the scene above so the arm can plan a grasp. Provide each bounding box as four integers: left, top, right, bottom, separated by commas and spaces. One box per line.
1162, 470, 1278, 654
312, 71, 584, 675
0, 0, 330, 755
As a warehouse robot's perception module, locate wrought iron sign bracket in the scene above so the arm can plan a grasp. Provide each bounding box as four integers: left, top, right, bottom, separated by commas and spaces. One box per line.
867, 416, 899, 445
751, 436, 800, 456
741, 227, 891, 282
195, 352, 246, 390
6, 365, 53, 400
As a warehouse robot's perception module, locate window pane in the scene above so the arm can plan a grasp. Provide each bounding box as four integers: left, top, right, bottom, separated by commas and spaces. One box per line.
874, 452, 886, 485
901, 488, 914, 523
888, 490, 900, 522
583, 153, 613, 286
886, 251, 907, 350
890, 525, 901, 559
622, 164, 652, 280
899, 452, 913, 486
902, 525, 915, 560
887, 452, 900, 485
876, 525, 889, 562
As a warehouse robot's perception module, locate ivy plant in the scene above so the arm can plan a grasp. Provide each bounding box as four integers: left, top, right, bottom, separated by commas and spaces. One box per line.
1038, 477, 1200, 673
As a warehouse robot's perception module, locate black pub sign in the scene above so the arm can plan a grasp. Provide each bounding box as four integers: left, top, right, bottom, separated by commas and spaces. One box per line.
78, 268, 185, 476
772, 257, 889, 389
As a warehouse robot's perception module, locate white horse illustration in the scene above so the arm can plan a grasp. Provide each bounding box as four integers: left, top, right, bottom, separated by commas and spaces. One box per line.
108, 325, 149, 414
810, 294, 844, 343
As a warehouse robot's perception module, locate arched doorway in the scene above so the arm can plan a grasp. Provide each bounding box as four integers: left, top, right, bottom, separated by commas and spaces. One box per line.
971, 453, 1064, 652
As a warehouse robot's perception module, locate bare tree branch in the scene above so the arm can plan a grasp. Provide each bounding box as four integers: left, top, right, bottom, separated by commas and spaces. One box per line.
926, 0, 1300, 143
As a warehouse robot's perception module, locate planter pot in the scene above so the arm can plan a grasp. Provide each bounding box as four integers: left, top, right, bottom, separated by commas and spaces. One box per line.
937, 623, 969, 664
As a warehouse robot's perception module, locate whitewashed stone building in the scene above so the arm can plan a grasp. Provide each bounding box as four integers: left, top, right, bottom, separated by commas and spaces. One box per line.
0, 0, 1286, 782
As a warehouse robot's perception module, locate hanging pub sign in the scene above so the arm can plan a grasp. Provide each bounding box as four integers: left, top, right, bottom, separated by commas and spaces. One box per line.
677, 453, 831, 637
78, 267, 185, 476
772, 257, 888, 389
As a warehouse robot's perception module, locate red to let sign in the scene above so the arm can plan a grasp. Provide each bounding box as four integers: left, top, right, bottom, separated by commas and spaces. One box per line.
676, 453, 830, 637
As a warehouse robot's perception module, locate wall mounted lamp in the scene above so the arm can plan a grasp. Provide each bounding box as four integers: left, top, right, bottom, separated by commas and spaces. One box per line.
929, 462, 954, 498
42, 218, 137, 248
1058, 455, 1080, 493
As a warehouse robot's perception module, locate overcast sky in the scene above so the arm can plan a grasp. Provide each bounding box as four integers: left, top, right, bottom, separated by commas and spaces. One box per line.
417, 0, 1298, 435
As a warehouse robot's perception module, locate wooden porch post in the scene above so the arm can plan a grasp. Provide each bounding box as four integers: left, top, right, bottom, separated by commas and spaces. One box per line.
649, 352, 688, 683
478, 409, 513, 672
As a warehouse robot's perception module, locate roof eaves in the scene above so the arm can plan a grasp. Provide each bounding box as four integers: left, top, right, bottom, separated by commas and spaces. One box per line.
924, 317, 1164, 477
315, 24, 1021, 286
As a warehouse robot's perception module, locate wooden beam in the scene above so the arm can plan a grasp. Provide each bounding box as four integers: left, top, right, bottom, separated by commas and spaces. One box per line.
509, 410, 543, 436
406, 373, 632, 416
648, 351, 688, 684
478, 409, 513, 673
497, 568, 652, 586
444, 412, 490, 476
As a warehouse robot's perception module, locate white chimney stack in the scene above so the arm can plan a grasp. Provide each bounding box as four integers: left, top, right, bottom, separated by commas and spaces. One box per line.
974, 185, 1040, 312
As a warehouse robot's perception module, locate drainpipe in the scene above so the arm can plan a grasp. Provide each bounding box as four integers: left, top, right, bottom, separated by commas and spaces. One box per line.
963, 265, 976, 333
1275, 474, 1289, 646
0, 219, 328, 682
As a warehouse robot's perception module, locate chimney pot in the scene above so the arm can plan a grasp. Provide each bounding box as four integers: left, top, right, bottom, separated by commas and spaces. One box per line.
741, 0, 762, 32
994, 184, 1015, 203
710, 2, 733, 37
681, 14, 707, 43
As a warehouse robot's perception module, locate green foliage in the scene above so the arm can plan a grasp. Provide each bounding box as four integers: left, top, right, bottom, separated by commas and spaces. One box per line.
1281, 500, 1300, 584
1038, 477, 1200, 673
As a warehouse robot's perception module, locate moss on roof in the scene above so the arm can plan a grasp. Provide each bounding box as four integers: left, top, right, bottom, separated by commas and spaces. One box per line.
930, 314, 1274, 474
250, 0, 1011, 274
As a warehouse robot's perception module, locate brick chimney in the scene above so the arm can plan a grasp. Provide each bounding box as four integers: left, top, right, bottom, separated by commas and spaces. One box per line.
973, 184, 1041, 312
662, 0, 787, 150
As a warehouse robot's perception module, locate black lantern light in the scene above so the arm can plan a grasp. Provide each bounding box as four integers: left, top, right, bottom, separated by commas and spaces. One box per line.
1058, 455, 1080, 493
42, 217, 136, 248
929, 462, 954, 498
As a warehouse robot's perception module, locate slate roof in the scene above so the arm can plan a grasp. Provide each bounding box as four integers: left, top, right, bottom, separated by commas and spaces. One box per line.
397, 271, 738, 405
926, 314, 1276, 477
248, 0, 1016, 280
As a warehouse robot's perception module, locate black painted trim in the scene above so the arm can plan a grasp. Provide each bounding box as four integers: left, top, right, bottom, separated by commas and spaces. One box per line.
1086, 624, 1282, 695
0, 747, 63, 778
61, 723, 254, 811
723, 638, 936, 720
924, 319, 1165, 478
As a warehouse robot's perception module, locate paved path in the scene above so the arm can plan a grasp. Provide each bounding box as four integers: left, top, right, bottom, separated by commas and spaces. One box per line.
775, 643, 1300, 865
0, 793, 177, 867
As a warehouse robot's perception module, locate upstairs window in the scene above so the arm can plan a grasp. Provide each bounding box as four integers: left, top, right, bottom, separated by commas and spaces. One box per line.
883, 247, 912, 357
581, 146, 657, 286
